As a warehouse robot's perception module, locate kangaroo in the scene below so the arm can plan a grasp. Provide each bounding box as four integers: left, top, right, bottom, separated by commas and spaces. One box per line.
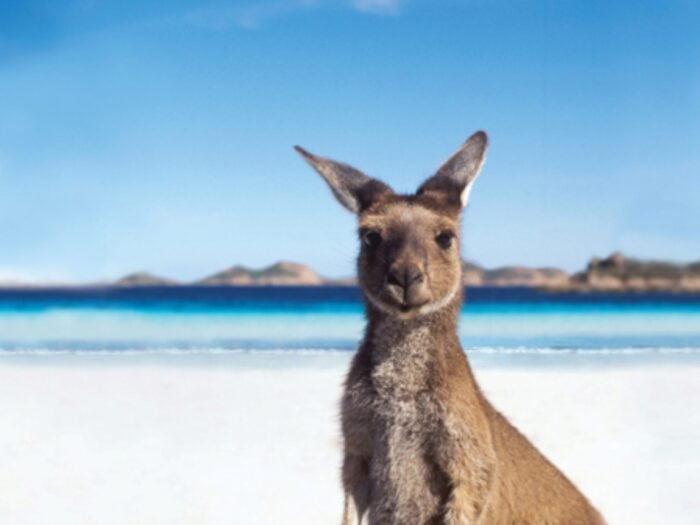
295, 131, 605, 525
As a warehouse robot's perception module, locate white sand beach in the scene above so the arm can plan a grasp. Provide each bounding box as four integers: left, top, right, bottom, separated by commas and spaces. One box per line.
0, 352, 698, 525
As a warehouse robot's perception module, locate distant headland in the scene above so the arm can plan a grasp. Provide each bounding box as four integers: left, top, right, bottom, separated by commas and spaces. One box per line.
2, 253, 699, 293
104, 261, 355, 288
462, 252, 700, 293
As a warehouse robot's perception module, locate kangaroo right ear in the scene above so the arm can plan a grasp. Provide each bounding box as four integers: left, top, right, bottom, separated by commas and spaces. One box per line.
417, 131, 488, 210
295, 146, 393, 214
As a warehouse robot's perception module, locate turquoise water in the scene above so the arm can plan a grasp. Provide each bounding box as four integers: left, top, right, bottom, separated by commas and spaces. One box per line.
0, 286, 698, 354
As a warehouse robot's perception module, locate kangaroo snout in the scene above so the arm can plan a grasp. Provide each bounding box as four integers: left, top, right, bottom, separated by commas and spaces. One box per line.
386, 263, 427, 305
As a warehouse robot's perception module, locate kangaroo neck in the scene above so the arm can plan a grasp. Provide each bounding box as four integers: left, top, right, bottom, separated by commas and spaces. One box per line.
363, 292, 462, 362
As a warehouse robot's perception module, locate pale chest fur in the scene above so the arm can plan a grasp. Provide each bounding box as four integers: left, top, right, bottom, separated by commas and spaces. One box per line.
370, 323, 437, 420
363, 322, 448, 524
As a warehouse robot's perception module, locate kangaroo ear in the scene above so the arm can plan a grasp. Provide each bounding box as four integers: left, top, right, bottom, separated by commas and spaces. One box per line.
295, 146, 393, 213
417, 131, 488, 210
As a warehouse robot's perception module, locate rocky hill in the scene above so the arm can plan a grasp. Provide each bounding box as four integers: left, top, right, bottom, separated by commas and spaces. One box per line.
115, 272, 178, 287
198, 261, 324, 286
565, 252, 700, 292
462, 262, 569, 288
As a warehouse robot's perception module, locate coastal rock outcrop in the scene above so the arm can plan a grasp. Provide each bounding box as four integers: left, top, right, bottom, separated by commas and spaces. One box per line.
566, 252, 700, 292
115, 272, 178, 287
198, 261, 324, 286
461, 262, 569, 288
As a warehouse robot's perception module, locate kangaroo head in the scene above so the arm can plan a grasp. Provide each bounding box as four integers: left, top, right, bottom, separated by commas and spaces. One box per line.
296, 131, 488, 319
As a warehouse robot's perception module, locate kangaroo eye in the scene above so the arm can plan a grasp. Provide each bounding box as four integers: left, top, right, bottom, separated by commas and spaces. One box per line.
436, 231, 454, 250
362, 231, 382, 249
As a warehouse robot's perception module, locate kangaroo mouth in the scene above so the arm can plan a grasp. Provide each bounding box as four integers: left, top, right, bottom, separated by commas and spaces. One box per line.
384, 283, 431, 312
398, 300, 429, 313
377, 291, 431, 316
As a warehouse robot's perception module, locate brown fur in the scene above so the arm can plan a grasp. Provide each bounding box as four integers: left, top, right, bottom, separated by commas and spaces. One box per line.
296, 132, 605, 525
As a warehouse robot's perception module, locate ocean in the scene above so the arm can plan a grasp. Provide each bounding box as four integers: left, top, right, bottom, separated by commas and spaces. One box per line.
1, 286, 699, 363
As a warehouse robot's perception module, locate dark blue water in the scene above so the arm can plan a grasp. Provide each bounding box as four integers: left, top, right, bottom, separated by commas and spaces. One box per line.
1, 286, 699, 312
0, 286, 698, 353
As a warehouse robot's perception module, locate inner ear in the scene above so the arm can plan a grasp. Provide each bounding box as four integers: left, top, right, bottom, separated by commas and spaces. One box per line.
417, 131, 488, 209
295, 146, 394, 213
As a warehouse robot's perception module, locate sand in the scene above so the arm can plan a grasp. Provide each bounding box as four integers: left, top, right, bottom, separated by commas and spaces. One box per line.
0, 352, 698, 524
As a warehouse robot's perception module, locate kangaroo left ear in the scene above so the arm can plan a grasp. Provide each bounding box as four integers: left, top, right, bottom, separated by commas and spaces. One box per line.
295, 145, 394, 214
417, 131, 488, 210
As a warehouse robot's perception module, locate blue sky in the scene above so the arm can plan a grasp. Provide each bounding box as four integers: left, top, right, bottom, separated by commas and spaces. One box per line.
1, 0, 699, 282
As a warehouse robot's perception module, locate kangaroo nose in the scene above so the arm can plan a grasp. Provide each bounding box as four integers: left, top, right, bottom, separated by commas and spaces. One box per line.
387, 265, 424, 289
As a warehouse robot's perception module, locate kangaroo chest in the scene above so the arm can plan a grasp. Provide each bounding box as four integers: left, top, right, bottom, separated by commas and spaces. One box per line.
365, 325, 448, 524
